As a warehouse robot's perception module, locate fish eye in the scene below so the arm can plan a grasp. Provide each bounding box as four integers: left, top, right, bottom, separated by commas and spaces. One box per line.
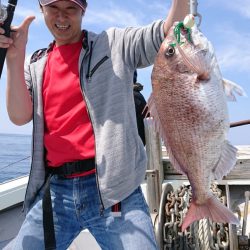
165, 46, 175, 57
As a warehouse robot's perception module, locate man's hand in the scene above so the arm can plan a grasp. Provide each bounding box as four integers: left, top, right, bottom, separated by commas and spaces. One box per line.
0, 16, 35, 60
4, 16, 35, 125
164, 0, 189, 36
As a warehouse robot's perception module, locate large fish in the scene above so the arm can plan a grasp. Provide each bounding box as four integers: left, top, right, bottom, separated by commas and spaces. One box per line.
148, 20, 241, 231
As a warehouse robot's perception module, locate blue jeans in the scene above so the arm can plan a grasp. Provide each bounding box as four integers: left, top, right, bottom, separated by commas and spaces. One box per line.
9, 174, 158, 250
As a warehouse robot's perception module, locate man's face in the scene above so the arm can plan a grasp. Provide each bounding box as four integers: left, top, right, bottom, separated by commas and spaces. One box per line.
41, 0, 84, 46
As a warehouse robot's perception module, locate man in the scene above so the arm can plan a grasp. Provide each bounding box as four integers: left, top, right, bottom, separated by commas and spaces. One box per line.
0, 0, 188, 249
133, 70, 148, 146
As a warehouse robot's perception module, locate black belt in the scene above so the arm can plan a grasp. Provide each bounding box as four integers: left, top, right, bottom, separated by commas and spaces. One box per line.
46, 158, 96, 177
43, 158, 95, 250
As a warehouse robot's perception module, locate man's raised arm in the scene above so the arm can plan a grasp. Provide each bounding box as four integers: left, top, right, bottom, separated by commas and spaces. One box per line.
164, 0, 189, 35
0, 16, 35, 125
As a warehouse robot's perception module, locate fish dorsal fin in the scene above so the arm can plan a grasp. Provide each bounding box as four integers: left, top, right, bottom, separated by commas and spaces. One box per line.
222, 78, 247, 101
213, 140, 237, 180
147, 94, 186, 175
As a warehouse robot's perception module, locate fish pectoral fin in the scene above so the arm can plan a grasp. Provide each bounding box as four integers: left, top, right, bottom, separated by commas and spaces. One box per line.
181, 195, 240, 232
212, 140, 237, 180
222, 78, 247, 101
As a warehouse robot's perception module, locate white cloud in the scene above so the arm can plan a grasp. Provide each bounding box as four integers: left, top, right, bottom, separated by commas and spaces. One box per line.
219, 46, 250, 72
15, 6, 36, 17
207, 0, 250, 19
84, 0, 169, 28
226, 0, 250, 19
218, 48, 250, 72
14, 6, 44, 25
215, 28, 250, 72
85, 8, 142, 27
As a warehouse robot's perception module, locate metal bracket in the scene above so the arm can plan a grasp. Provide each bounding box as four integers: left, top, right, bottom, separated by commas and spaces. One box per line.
189, 0, 202, 26
0, 4, 7, 23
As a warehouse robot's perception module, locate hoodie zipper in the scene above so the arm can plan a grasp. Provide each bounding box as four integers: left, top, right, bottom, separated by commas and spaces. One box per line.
87, 55, 109, 81
85, 41, 109, 82
86, 41, 93, 80
22, 71, 38, 213
80, 40, 105, 215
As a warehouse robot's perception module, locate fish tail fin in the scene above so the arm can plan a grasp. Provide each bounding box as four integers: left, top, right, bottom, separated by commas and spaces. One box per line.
181, 196, 240, 232
223, 78, 247, 101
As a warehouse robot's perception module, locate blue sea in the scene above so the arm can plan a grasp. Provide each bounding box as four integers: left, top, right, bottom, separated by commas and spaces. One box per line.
0, 133, 31, 183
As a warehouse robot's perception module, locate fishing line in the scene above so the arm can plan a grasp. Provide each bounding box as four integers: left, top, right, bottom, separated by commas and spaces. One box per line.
0, 156, 30, 171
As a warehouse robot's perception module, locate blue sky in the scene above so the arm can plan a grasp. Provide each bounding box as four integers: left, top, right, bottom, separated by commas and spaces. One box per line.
0, 0, 249, 145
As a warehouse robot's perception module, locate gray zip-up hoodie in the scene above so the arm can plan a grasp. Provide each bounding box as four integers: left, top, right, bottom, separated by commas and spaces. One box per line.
23, 20, 165, 212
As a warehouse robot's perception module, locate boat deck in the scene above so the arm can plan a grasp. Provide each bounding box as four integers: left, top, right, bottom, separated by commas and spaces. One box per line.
1, 146, 249, 249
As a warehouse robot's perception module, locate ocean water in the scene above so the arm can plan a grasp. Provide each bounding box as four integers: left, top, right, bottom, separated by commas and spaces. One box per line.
0, 133, 31, 183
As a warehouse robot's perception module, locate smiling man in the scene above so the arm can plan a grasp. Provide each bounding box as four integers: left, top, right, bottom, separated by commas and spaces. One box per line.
0, 0, 188, 249
41, 0, 86, 46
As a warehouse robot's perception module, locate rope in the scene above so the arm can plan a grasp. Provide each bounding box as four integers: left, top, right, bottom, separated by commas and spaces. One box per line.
198, 219, 211, 250
0, 156, 31, 171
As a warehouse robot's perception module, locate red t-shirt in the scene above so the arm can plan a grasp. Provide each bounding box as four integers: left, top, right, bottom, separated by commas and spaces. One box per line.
43, 40, 95, 171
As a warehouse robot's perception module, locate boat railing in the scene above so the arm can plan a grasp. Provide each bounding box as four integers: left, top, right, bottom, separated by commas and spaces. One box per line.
230, 119, 250, 128
0, 156, 30, 184
144, 118, 250, 250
